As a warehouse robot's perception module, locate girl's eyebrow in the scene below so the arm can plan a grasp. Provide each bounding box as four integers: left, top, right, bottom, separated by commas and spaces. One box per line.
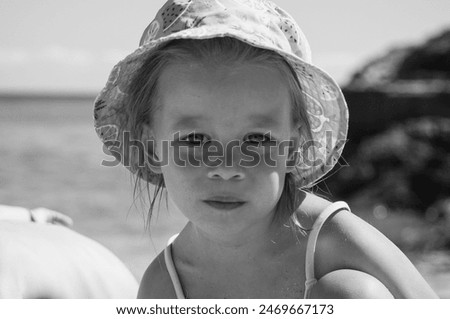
171, 115, 204, 129
171, 114, 280, 129
251, 115, 280, 128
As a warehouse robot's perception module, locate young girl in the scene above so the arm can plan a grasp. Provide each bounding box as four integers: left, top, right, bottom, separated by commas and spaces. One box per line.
94, 0, 438, 298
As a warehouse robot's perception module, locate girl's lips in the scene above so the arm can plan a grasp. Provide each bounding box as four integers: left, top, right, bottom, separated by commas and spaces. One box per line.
203, 200, 246, 210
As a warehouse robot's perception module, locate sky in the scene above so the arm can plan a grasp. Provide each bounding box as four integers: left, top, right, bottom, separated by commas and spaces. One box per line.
1, 0, 449, 94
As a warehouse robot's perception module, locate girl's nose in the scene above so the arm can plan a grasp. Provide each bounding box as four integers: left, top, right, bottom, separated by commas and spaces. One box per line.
207, 167, 245, 181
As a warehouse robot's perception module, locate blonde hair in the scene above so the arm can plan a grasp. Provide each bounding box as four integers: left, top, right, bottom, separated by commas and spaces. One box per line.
124, 37, 313, 231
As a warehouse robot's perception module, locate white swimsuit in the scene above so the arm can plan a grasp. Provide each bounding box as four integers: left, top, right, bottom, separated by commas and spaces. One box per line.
164, 201, 351, 299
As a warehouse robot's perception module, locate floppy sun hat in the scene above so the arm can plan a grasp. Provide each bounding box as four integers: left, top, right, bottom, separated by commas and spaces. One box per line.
94, 0, 348, 188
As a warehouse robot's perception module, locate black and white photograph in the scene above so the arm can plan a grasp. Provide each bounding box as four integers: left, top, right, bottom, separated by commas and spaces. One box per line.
0, 0, 449, 309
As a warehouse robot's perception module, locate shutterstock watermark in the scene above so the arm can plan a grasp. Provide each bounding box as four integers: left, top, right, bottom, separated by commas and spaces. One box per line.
101, 131, 348, 170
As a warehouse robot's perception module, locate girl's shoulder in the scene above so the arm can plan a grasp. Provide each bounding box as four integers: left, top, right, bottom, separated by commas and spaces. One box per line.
138, 250, 177, 299
295, 192, 437, 298
294, 191, 334, 229
296, 192, 387, 278
295, 191, 370, 237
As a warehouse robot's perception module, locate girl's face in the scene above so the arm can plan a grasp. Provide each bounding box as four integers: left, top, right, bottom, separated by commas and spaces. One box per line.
149, 60, 299, 234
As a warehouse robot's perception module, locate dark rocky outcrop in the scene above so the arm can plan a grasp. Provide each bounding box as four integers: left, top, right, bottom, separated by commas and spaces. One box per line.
317, 29, 450, 241
346, 29, 450, 89
330, 117, 450, 208
342, 29, 450, 144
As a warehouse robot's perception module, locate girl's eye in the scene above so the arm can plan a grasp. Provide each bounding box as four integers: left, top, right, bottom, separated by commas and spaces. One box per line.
244, 133, 272, 145
181, 133, 208, 146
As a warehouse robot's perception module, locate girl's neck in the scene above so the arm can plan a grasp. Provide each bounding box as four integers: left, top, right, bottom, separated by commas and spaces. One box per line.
176, 216, 294, 264
172, 217, 304, 299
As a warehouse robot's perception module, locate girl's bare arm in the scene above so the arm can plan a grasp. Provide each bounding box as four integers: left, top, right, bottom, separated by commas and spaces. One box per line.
315, 209, 438, 298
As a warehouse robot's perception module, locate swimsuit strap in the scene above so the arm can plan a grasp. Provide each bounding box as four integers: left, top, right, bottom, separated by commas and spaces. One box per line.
164, 234, 186, 299
303, 201, 351, 298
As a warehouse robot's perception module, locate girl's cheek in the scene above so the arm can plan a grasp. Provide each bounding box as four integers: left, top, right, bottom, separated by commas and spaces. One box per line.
178, 146, 204, 167
164, 143, 204, 168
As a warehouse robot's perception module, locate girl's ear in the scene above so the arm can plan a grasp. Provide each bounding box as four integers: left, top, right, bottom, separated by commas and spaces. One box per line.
142, 124, 162, 174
